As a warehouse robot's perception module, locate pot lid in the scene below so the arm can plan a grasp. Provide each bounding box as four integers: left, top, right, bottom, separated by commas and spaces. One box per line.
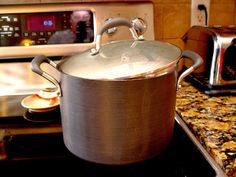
58, 40, 182, 80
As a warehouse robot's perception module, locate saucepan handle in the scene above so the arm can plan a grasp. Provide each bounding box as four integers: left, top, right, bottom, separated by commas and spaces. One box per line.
90, 17, 143, 55
31, 55, 62, 97
177, 50, 203, 89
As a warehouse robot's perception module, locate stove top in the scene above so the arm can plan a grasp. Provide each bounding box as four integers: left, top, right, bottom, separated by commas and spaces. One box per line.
0, 111, 226, 176
1, 121, 214, 177
0, 95, 227, 176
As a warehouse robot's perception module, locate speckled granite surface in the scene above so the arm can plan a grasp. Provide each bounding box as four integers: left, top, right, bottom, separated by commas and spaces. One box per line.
176, 81, 236, 177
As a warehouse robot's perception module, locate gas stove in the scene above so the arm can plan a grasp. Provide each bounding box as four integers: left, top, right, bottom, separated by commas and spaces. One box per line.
0, 95, 226, 177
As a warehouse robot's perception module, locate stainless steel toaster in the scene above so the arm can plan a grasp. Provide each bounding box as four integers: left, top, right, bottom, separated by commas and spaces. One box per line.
183, 26, 236, 95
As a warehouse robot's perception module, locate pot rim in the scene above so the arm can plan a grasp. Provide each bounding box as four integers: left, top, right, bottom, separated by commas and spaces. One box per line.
57, 39, 182, 80
58, 59, 179, 81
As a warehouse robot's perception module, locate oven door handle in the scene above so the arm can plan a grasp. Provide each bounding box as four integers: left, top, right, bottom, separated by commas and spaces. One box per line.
31, 55, 62, 97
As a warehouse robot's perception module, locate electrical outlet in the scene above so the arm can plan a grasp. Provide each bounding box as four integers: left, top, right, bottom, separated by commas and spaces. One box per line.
191, 0, 210, 26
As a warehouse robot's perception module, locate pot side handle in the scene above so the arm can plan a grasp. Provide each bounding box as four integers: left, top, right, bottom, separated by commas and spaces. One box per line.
31, 55, 62, 97
177, 50, 203, 89
90, 17, 143, 55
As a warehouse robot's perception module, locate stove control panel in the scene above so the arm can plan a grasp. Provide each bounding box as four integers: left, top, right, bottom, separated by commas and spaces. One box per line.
0, 2, 154, 59
0, 11, 94, 46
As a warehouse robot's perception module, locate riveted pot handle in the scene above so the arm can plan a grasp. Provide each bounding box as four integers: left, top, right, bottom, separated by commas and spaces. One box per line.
177, 50, 203, 89
31, 55, 62, 97
90, 17, 143, 55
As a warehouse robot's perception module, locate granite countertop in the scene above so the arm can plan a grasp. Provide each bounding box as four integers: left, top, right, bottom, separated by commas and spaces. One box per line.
176, 81, 236, 177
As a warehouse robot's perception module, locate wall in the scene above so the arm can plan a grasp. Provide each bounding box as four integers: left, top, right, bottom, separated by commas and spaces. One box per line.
153, 0, 236, 49
0, 0, 235, 49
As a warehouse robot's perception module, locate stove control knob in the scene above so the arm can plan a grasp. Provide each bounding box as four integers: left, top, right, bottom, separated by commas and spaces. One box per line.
131, 18, 147, 35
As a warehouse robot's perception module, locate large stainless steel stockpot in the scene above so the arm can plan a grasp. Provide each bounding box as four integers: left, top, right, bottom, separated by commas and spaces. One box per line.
31, 18, 203, 165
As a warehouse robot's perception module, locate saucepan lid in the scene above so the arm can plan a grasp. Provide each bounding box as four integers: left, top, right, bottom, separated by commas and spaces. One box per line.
58, 18, 182, 80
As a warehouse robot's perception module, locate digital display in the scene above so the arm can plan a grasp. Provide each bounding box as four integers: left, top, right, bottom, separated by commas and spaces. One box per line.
26, 15, 56, 31
0, 10, 94, 47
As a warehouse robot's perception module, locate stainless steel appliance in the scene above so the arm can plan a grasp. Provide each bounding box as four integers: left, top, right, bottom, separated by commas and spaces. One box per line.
0, 2, 154, 97
0, 2, 227, 176
183, 25, 236, 95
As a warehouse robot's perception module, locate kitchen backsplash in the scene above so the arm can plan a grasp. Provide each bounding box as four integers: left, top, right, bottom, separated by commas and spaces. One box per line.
154, 0, 236, 49
0, 0, 235, 49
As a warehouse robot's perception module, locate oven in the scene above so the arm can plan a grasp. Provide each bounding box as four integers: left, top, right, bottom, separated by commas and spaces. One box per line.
0, 2, 227, 176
